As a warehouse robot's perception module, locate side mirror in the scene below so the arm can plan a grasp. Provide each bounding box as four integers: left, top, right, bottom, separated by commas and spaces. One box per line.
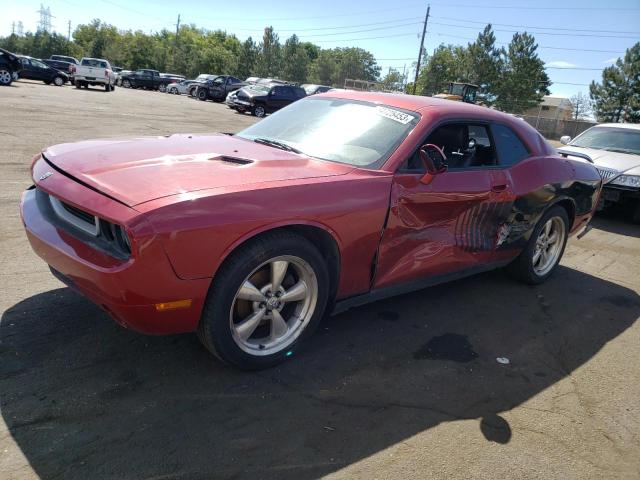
418, 144, 447, 184
560, 135, 571, 145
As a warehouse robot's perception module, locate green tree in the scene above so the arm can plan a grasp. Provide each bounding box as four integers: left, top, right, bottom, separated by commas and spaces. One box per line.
381, 68, 404, 91
256, 26, 281, 77
73, 19, 118, 59
281, 34, 309, 83
466, 24, 502, 103
414, 44, 463, 96
308, 50, 336, 85
494, 32, 549, 113
590, 42, 640, 123
330, 47, 380, 86
236, 37, 258, 79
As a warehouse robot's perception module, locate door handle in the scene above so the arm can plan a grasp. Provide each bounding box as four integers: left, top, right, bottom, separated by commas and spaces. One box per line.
491, 183, 508, 192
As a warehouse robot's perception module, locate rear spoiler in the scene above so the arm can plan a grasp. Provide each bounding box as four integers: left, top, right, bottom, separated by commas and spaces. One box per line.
557, 148, 594, 164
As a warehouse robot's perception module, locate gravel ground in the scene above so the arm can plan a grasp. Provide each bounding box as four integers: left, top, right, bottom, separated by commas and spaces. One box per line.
1, 81, 639, 480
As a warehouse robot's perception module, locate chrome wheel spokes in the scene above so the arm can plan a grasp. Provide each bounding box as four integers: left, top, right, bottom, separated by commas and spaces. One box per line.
533, 217, 565, 276
230, 255, 318, 356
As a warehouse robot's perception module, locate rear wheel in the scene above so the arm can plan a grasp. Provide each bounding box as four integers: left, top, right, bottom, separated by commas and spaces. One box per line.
0, 69, 12, 86
159, 84, 166, 93
75, 81, 82, 89
508, 206, 569, 284
53, 76, 64, 86
122, 79, 131, 88
198, 232, 329, 369
104, 83, 111, 92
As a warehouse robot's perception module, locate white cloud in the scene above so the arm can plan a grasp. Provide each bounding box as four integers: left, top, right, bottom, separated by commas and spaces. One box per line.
603, 57, 618, 64
547, 61, 577, 68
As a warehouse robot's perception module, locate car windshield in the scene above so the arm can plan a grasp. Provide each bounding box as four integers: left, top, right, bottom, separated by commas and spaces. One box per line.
236, 97, 420, 168
571, 127, 640, 155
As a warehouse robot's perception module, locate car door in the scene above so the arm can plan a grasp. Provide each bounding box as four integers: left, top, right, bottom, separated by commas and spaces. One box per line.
20, 58, 38, 80
374, 122, 515, 290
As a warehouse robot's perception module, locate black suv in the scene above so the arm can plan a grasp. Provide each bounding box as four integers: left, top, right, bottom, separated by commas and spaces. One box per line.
195, 75, 245, 102
233, 84, 306, 117
18, 56, 69, 86
0, 47, 21, 86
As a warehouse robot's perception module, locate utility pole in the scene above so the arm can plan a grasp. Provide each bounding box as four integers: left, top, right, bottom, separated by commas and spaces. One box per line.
412, 4, 430, 95
175, 14, 181, 46
11, 22, 15, 35
67, 20, 71, 41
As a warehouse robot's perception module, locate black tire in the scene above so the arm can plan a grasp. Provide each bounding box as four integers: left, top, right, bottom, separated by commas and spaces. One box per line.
0, 69, 13, 86
197, 89, 208, 101
507, 205, 569, 285
111, 83, 116, 91
83, 83, 89, 89
122, 79, 131, 88
159, 84, 166, 93
198, 231, 330, 370
53, 76, 64, 86
75, 81, 82, 89
632, 200, 640, 224
253, 104, 266, 117
104, 83, 111, 92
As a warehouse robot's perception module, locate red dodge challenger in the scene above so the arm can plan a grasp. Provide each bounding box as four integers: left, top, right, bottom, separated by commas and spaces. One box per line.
21, 91, 601, 369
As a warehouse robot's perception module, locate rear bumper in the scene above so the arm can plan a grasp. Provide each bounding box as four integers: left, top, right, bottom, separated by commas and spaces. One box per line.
21, 188, 210, 334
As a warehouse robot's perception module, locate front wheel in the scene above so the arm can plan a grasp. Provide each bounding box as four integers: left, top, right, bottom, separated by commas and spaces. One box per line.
53, 76, 64, 86
122, 79, 131, 88
198, 232, 329, 369
507, 206, 569, 284
253, 104, 266, 117
197, 89, 208, 101
159, 84, 166, 93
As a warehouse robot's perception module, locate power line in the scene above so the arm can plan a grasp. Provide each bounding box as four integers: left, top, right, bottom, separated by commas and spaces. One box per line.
232, 17, 422, 32
293, 21, 422, 38
430, 21, 639, 39
301, 32, 419, 43
428, 1, 640, 10
433, 16, 640, 35
429, 32, 625, 54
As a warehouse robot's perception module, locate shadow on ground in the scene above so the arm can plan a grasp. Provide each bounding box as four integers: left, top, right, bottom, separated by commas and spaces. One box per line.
1, 266, 638, 479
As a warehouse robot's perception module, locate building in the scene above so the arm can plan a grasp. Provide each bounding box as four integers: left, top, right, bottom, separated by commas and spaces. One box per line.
524, 96, 573, 120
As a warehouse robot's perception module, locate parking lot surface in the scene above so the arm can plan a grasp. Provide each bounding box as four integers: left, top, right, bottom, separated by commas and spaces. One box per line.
1, 81, 639, 480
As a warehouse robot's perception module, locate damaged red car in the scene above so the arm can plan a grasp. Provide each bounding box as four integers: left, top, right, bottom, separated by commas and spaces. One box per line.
21, 92, 601, 369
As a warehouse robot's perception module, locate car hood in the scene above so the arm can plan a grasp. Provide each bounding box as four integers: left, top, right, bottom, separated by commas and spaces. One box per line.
41, 134, 354, 207
558, 145, 640, 174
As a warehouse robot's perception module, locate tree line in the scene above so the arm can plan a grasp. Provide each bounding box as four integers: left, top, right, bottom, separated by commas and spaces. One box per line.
0, 20, 380, 87
1, 20, 637, 122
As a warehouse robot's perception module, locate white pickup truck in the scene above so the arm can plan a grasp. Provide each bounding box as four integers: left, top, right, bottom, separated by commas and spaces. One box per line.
72, 57, 116, 91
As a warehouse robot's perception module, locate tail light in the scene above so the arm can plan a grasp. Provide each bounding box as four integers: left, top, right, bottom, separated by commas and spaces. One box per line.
70, 65, 76, 74
105, 69, 109, 78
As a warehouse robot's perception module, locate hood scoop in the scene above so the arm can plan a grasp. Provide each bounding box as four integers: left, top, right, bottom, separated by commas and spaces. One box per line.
210, 155, 253, 166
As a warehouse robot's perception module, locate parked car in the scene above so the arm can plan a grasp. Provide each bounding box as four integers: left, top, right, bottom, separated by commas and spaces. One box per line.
119, 69, 176, 91
20, 92, 601, 369
50, 55, 79, 65
115, 70, 131, 86
43, 58, 75, 76
233, 83, 306, 117
559, 123, 640, 222
302, 84, 332, 95
195, 75, 245, 101
245, 76, 261, 84
0, 47, 21, 86
226, 89, 239, 109
187, 74, 218, 97
18, 56, 69, 86
167, 79, 197, 95
72, 57, 116, 91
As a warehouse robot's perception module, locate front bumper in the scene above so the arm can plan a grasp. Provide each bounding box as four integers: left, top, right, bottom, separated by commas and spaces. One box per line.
20, 187, 210, 334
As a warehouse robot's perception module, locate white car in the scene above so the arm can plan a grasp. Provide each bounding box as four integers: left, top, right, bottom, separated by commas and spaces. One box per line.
226, 89, 239, 109
559, 123, 640, 222
167, 79, 196, 95
73, 57, 116, 91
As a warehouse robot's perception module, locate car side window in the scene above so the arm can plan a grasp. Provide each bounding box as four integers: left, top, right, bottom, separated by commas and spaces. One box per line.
272, 86, 283, 96
402, 123, 499, 172
491, 124, 530, 166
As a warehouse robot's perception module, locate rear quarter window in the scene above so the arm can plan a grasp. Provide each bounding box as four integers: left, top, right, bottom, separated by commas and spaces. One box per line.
492, 124, 530, 166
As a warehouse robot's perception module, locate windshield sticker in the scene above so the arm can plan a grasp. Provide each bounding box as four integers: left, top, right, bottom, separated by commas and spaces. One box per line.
376, 106, 415, 125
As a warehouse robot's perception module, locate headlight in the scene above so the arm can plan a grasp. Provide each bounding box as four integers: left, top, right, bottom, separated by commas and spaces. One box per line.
610, 175, 640, 188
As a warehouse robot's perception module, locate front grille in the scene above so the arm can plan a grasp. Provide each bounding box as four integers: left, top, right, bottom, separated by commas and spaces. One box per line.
596, 167, 619, 183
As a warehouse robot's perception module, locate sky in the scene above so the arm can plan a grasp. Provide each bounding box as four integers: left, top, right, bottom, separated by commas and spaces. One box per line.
2, 0, 639, 98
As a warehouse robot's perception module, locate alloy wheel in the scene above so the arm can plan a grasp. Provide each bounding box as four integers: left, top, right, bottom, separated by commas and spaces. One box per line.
54, 76, 63, 86
229, 255, 318, 356
0, 70, 11, 85
532, 216, 565, 276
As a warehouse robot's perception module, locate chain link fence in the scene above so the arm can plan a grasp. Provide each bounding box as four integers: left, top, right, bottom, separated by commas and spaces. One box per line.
520, 115, 597, 141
